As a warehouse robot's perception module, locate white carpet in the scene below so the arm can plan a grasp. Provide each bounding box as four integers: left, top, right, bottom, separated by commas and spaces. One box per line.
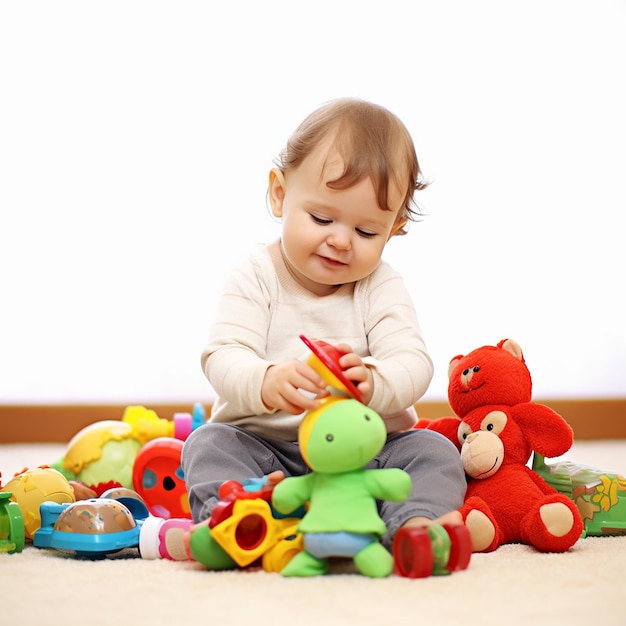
1, 441, 625, 626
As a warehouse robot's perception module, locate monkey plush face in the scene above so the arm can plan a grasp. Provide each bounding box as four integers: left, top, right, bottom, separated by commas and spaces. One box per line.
457, 410, 507, 479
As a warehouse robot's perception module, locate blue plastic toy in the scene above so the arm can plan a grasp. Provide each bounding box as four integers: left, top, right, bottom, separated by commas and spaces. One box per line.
33, 488, 150, 558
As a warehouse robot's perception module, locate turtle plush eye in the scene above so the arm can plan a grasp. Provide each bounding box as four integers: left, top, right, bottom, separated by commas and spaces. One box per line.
363, 413, 371, 421
326, 434, 334, 442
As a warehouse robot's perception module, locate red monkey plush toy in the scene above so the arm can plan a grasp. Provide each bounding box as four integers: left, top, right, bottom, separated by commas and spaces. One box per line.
424, 339, 583, 553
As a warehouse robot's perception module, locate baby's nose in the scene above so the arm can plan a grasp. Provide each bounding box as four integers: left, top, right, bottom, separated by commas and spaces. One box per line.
327, 226, 351, 250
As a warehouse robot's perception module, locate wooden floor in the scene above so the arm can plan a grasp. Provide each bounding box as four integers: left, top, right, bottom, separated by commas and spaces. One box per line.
1, 398, 624, 443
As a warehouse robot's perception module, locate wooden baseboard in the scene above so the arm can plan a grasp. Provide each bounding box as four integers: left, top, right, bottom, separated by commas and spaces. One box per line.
416, 398, 626, 440
0, 399, 624, 444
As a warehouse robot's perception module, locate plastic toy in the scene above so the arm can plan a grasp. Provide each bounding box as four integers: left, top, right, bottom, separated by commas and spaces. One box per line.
139, 516, 194, 561
299, 334, 363, 401
129, 404, 204, 518
139, 475, 304, 571
208, 478, 304, 572
0, 492, 25, 554
0, 467, 76, 540
272, 395, 411, 577
419, 339, 584, 553
393, 523, 472, 578
132, 437, 190, 519
33, 487, 151, 558
533, 453, 626, 536
188, 402, 207, 432
51, 405, 194, 491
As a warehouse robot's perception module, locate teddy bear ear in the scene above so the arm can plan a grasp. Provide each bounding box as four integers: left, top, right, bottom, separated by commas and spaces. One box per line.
447, 355, 464, 378
498, 338, 524, 362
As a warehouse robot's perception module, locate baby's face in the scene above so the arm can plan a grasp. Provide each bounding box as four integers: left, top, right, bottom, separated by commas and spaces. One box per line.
269, 142, 405, 296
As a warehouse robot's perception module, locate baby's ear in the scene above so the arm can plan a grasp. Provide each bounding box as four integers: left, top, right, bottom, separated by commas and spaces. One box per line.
388, 215, 408, 239
268, 168, 286, 217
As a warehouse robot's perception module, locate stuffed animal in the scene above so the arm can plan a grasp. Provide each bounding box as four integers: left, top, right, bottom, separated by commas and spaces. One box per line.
421, 339, 584, 553
272, 396, 411, 577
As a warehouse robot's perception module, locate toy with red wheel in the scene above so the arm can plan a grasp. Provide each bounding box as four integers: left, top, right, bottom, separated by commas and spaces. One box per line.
392, 523, 472, 578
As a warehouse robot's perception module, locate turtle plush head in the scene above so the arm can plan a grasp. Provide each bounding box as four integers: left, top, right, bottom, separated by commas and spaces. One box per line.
299, 396, 387, 474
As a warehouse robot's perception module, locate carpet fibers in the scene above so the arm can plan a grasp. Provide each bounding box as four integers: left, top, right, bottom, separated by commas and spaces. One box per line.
1, 441, 625, 626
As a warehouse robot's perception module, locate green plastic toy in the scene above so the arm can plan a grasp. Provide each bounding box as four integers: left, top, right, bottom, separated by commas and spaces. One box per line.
0, 492, 25, 554
532, 453, 626, 536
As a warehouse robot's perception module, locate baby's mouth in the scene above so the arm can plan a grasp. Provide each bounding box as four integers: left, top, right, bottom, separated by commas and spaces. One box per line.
318, 254, 347, 267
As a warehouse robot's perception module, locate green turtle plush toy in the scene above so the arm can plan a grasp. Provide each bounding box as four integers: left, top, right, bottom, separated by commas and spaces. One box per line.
271, 396, 411, 577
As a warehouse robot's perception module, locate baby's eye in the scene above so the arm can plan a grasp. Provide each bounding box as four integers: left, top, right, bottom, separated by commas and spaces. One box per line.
310, 214, 332, 225
356, 228, 376, 239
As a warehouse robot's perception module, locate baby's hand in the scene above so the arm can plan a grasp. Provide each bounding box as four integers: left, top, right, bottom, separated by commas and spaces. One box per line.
242, 470, 285, 493
261, 360, 329, 414
336, 343, 373, 404
265, 470, 285, 488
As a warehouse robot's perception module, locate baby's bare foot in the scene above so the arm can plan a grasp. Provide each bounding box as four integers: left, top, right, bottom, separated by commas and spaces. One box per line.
401, 510, 463, 530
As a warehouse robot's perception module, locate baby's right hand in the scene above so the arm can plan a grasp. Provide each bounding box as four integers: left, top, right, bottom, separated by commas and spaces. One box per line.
261, 360, 328, 414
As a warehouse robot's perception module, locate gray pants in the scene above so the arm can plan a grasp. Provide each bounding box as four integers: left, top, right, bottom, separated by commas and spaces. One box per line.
181, 423, 466, 549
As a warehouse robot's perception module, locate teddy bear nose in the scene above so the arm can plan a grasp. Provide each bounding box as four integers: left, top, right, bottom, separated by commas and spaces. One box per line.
461, 366, 480, 387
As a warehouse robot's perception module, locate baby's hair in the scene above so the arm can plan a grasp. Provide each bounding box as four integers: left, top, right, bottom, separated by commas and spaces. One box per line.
274, 98, 428, 234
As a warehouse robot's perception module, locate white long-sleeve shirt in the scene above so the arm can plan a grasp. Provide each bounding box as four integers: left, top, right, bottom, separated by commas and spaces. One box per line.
201, 239, 433, 441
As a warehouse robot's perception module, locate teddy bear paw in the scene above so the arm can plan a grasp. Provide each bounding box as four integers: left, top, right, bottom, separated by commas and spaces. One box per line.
539, 502, 575, 537
465, 509, 497, 552
520, 495, 583, 552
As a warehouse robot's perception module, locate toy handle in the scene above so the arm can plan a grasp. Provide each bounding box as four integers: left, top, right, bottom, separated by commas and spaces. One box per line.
173, 413, 193, 440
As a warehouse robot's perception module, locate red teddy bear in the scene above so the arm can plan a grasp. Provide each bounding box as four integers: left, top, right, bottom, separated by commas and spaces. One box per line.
422, 339, 583, 553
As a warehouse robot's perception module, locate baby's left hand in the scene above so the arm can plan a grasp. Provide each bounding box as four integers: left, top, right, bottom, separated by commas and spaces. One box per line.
335, 343, 373, 404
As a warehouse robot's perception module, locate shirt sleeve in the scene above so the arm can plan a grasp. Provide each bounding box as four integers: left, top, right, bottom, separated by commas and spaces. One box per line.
200, 254, 276, 416
359, 262, 434, 416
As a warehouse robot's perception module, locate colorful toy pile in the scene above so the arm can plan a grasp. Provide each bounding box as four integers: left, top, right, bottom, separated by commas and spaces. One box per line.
1, 336, 624, 577
136, 337, 473, 577
49, 403, 200, 520
0, 403, 203, 557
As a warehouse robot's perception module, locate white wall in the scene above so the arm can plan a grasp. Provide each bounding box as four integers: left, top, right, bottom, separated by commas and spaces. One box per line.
1, 1, 625, 405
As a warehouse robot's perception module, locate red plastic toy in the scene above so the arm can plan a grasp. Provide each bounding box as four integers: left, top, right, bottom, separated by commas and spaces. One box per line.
299, 334, 363, 402
132, 437, 190, 519
393, 523, 472, 578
